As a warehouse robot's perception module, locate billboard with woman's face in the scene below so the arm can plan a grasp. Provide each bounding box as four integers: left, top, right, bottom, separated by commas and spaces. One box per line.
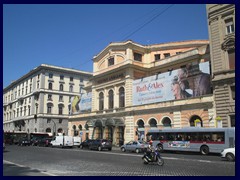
132, 61, 211, 106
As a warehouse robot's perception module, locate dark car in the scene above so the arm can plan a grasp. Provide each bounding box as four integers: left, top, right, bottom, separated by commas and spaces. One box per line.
18, 138, 31, 146
31, 137, 42, 146
79, 139, 94, 149
89, 139, 112, 151
38, 138, 52, 147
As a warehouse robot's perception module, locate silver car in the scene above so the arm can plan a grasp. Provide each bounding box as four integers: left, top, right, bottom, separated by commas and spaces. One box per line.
121, 140, 149, 153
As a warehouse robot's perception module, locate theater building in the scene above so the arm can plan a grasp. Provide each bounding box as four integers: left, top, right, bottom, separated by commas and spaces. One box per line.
68, 40, 215, 146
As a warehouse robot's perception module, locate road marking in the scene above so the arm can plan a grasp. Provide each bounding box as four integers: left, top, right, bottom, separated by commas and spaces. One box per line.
3, 160, 57, 176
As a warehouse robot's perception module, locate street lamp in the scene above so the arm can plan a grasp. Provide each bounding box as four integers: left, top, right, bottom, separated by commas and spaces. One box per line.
51, 120, 56, 136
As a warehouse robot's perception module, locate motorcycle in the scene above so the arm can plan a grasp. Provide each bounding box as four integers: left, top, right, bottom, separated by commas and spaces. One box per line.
142, 148, 164, 166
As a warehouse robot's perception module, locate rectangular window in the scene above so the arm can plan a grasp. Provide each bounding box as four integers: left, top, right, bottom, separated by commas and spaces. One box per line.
228, 50, 235, 70
48, 94, 52, 101
59, 95, 63, 102
70, 77, 74, 81
134, 52, 142, 62
225, 18, 234, 34
108, 58, 114, 66
47, 119, 51, 123
164, 53, 170, 58
47, 106, 52, 114
154, 54, 160, 61
59, 119, 62, 124
60, 75, 64, 80
176, 52, 182, 55
49, 73, 53, 78
231, 86, 235, 100
230, 115, 235, 127
59, 107, 63, 115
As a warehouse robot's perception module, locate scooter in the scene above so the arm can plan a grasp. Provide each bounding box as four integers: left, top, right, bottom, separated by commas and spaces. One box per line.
142, 148, 164, 166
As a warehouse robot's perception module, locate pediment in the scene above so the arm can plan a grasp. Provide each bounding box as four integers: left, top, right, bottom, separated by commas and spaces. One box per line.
221, 36, 235, 51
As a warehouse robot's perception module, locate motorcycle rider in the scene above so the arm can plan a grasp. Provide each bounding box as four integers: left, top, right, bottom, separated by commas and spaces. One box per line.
146, 140, 155, 161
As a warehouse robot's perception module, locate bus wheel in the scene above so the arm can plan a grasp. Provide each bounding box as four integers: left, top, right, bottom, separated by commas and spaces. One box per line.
157, 144, 163, 152
200, 145, 209, 155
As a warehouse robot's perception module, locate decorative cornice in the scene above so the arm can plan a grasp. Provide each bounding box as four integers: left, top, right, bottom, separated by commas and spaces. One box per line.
221, 34, 235, 51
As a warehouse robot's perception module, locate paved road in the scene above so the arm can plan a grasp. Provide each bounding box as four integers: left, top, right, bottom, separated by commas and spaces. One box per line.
3, 145, 235, 176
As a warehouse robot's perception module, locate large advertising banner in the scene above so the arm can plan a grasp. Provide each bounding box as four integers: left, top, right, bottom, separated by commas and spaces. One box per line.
133, 61, 211, 106
71, 92, 92, 114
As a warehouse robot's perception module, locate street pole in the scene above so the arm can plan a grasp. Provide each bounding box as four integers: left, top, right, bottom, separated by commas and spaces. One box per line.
51, 120, 56, 136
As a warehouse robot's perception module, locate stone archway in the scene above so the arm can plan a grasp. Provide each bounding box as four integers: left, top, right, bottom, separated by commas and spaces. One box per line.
149, 118, 157, 128
162, 117, 172, 128
189, 115, 203, 127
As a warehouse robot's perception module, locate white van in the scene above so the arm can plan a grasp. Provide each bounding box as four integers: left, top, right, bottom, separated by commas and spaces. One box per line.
51, 136, 73, 148
73, 137, 82, 147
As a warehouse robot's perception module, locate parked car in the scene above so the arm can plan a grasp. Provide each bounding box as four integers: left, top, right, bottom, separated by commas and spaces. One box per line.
89, 139, 112, 151
121, 140, 149, 153
79, 139, 94, 149
221, 147, 235, 161
18, 138, 31, 146
38, 138, 52, 147
31, 137, 42, 146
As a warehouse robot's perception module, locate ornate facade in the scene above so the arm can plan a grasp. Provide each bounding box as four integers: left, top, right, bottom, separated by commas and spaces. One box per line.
69, 40, 216, 146
206, 4, 235, 127
3, 64, 92, 135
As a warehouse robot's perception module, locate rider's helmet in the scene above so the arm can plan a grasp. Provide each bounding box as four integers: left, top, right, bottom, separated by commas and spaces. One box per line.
149, 140, 153, 145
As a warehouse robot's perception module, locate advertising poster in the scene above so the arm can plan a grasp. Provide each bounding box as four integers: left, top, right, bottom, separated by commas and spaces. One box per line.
71, 92, 92, 114
133, 61, 211, 106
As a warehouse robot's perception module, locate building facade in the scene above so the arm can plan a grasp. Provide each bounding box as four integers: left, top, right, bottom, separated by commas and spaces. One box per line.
3, 64, 92, 136
69, 40, 216, 146
206, 4, 235, 127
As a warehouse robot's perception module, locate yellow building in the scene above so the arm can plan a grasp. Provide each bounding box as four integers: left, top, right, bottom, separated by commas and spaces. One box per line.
69, 40, 215, 146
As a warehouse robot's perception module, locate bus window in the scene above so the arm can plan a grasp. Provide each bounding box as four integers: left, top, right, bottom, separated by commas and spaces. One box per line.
190, 132, 198, 141
212, 132, 224, 142
166, 133, 174, 141
159, 134, 165, 140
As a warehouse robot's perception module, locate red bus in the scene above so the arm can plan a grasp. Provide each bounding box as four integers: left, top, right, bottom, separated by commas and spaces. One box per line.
4, 131, 28, 145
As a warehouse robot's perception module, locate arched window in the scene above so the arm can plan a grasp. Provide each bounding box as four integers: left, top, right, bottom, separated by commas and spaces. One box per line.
99, 92, 104, 110
162, 117, 172, 128
149, 118, 157, 128
58, 128, 63, 133
108, 90, 114, 109
190, 115, 203, 127
78, 125, 82, 131
119, 87, 125, 108
85, 124, 89, 130
137, 119, 145, 128
73, 125, 78, 136
59, 84, 64, 91
48, 83, 52, 90
46, 128, 51, 133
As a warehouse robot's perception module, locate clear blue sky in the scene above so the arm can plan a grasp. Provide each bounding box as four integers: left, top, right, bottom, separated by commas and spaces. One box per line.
3, 4, 209, 88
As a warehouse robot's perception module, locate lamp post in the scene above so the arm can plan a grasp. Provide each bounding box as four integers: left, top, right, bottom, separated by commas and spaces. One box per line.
51, 120, 56, 136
